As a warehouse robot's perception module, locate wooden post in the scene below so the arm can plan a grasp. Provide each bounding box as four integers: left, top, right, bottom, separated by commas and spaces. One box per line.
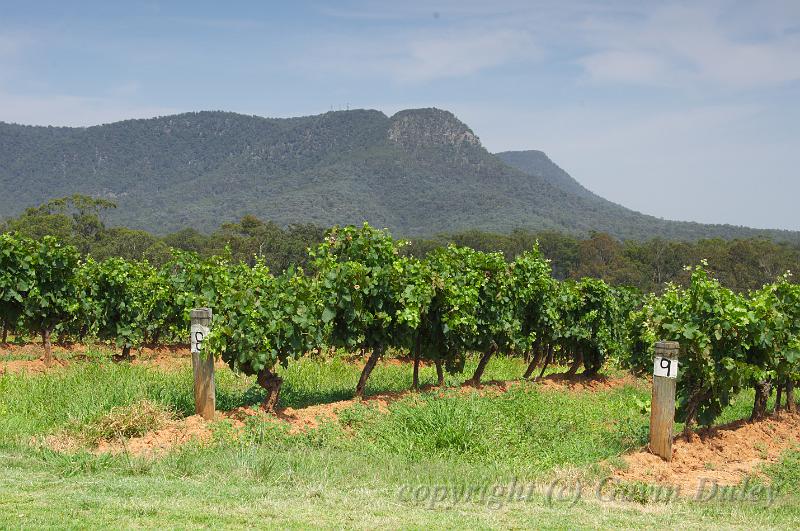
190, 308, 215, 420
649, 341, 679, 461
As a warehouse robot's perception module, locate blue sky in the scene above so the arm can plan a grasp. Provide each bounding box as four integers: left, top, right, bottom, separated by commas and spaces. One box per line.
1, 0, 798, 230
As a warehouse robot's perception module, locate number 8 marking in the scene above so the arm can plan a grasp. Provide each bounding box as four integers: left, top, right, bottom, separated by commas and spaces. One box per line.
195, 331, 204, 351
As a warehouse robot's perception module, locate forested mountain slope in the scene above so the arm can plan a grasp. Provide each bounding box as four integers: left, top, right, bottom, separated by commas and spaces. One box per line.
1, 108, 797, 242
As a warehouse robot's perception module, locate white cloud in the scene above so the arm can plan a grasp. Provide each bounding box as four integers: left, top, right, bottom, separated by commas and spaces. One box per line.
579, 50, 674, 86
304, 26, 537, 83
391, 29, 537, 82
576, 2, 800, 89
314, 1, 800, 89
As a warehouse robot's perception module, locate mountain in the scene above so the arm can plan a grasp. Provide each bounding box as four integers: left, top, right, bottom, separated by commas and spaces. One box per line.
494, 150, 601, 201
1, 108, 798, 243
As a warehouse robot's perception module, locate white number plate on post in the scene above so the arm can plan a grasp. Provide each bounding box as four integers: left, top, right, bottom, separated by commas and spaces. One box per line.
191, 324, 209, 353
653, 356, 678, 378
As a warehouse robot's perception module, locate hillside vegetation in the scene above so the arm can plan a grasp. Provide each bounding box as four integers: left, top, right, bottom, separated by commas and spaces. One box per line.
3, 195, 799, 294
2, 108, 798, 242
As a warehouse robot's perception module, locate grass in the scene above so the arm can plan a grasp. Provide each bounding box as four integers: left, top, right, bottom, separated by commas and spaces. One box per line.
351, 384, 650, 474
65, 399, 175, 447
0, 352, 545, 442
0, 350, 798, 529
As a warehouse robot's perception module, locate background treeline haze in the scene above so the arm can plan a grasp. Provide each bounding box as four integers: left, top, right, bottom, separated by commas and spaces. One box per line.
3, 195, 798, 294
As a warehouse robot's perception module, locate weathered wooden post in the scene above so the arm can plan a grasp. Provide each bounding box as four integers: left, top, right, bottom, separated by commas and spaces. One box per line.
190, 308, 215, 420
649, 341, 679, 461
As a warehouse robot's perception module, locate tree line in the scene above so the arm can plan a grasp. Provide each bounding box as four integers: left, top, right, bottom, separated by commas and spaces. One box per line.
3, 195, 799, 294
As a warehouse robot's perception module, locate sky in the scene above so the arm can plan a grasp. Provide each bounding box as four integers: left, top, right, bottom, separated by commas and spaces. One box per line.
1, 0, 798, 230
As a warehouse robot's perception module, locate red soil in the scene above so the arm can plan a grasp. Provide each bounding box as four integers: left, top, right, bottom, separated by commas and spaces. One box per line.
23, 345, 798, 490
535, 372, 641, 392
94, 414, 214, 456
0, 342, 232, 373
71, 374, 637, 456
615, 413, 800, 491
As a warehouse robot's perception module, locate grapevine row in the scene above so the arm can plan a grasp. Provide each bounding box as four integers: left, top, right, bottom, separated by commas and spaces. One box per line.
1, 225, 799, 427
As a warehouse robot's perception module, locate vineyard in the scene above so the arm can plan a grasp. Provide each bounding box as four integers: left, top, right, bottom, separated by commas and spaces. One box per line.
2, 223, 799, 428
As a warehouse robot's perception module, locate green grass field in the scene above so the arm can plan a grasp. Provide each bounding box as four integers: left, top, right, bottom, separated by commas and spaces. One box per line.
1, 351, 798, 529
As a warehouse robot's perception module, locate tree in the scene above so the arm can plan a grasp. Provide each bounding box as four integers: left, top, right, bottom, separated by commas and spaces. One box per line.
207, 217, 325, 271
511, 246, 557, 379
463, 250, 516, 385
572, 232, 649, 288
4, 195, 116, 254
0, 233, 36, 343
152, 249, 241, 343
743, 276, 800, 419
205, 264, 325, 411
311, 224, 424, 397
770, 276, 800, 413
22, 236, 80, 365
529, 231, 580, 280
161, 228, 210, 255
420, 245, 515, 386
91, 228, 173, 265
389, 257, 435, 390
74, 257, 155, 360
623, 238, 691, 292
649, 263, 752, 437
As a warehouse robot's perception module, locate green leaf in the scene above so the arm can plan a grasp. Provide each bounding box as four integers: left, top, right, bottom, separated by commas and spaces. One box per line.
321, 307, 336, 323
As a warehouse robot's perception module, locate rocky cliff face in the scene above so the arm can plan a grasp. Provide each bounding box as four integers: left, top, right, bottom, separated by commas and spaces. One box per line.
387, 108, 480, 149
